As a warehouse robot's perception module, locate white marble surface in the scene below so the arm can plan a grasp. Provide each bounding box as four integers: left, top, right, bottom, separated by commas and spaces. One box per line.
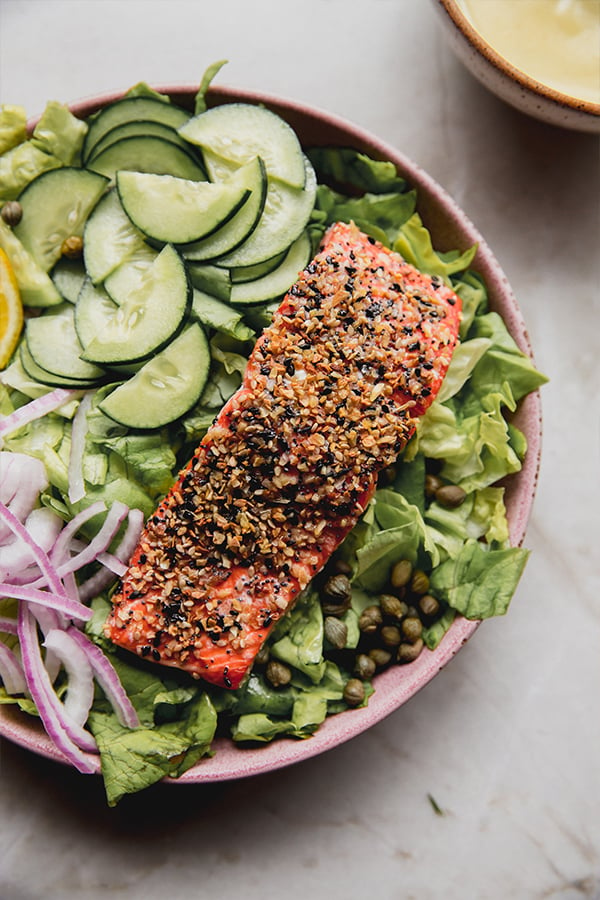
0, 1, 598, 898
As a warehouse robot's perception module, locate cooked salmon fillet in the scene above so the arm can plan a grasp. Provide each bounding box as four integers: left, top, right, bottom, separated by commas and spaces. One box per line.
105, 222, 462, 689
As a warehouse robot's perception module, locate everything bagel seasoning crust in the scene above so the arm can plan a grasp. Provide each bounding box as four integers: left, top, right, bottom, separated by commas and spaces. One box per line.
105, 222, 462, 689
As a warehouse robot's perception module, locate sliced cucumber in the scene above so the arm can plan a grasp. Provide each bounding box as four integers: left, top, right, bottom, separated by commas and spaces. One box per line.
217, 156, 317, 267
87, 136, 205, 182
187, 262, 231, 302
179, 103, 306, 188
98, 323, 210, 429
51, 257, 86, 304
229, 230, 311, 305
74, 278, 120, 350
26, 305, 105, 383
0, 220, 62, 307
229, 247, 288, 283
180, 156, 267, 262
14, 168, 108, 272
79, 244, 191, 365
116, 171, 250, 245
103, 245, 158, 305
87, 119, 193, 162
82, 96, 191, 163
20, 341, 97, 389
83, 188, 148, 285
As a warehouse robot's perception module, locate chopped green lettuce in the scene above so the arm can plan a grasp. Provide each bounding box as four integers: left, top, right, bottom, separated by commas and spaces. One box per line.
0, 102, 87, 201
0, 104, 27, 155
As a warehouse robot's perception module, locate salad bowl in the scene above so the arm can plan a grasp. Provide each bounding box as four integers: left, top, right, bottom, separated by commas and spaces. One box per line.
0, 84, 543, 785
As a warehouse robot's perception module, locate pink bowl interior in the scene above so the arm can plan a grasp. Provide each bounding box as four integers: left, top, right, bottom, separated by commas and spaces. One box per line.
0, 84, 543, 783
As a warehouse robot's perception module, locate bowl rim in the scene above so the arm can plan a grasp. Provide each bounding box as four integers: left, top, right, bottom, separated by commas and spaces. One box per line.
437, 0, 600, 116
2, 83, 544, 785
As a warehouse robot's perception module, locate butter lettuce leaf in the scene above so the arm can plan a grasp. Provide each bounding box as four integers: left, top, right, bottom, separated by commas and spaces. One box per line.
88, 692, 217, 806
430, 540, 530, 620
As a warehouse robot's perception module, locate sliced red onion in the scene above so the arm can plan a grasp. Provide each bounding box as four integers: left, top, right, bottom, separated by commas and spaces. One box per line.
67, 392, 94, 505
0, 639, 26, 695
43, 629, 95, 728
68, 539, 127, 577
0, 507, 63, 581
0, 615, 18, 635
17, 604, 98, 769
49, 500, 107, 568
30, 605, 64, 684
0, 501, 64, 595
0, 583, 92, 622
0, 453, 49, 543
77, 507, 144, 602
0, 388, 81, 442
67, 627, 139, 729
53, 501, 129, 580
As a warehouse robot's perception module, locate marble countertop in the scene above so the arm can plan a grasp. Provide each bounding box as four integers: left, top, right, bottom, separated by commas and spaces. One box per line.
0, 1, 598, 898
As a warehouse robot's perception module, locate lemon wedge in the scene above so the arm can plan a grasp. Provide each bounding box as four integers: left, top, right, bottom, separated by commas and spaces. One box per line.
0, 247, 24, 369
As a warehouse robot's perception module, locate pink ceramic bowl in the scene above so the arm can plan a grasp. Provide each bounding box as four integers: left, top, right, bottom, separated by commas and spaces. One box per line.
433, 0, 600, 133
0, 85, 543, 783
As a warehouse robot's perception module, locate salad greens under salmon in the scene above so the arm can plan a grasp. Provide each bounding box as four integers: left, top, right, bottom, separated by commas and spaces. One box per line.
0, 67, 547, 805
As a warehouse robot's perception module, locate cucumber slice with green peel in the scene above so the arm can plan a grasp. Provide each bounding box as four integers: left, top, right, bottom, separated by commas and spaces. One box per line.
82, 96, 191, 163
229, 246, 288, 283
87, 136, 206, 182
79, 244, 191, 365
116, 171, 251, 245
26, 305, 105, 383
87, 119, 194, 162
20, 340, 98, 389
103, 245, 158, 305
217, 156, 317, 267
187, 263, 231, 302
51, 257, 86, 303
98, 323, 210, 429
229, 230, 312, 305
180, 156, 267, 262
83, 188, 148, 284
0, 220, 62, 307
179, 103, 306, 189
14, 168, 109, 272
74, 278, 120, 349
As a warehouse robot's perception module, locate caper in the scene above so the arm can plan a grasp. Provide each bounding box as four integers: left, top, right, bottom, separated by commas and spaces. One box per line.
354, 653, 376, 680
419, 594, 440, 618
380, 593, 407, 620
435, 484, 467, 509
390, 559, 412, 589
368, 647, 392, 668
255, 644, 270, 666
343, 678, 365, 707
358, 604, 383, 633
61, 235, 84, 259
320, 572, 352, 616
324, 615, 348, 650
401, 616, 423, 643
332, 558, 352, 576
381, 624, 402, 647
1, 200, 22, 227
397, 638, 424, 664
410, 569, 430, 595
425, 473, 443, 497
265, 659, 292, 688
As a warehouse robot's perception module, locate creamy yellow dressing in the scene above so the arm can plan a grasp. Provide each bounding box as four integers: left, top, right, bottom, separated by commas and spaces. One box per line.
456, 0, 600, 104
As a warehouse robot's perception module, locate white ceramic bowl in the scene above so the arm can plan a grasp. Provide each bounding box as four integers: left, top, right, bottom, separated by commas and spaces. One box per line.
432, 0, 600, 132
0, 85, 543, 784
